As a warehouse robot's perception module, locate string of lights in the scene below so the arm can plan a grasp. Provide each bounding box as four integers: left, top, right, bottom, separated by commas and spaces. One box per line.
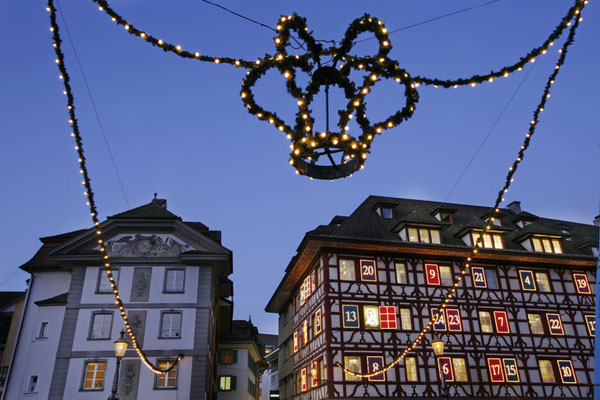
46, 0, 182, 375
86, 0, 585, 179
336, 2, 585, 378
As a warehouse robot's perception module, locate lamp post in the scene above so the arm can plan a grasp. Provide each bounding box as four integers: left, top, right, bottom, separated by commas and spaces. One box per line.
108, 330, 129, 400
431, 338, 449, 400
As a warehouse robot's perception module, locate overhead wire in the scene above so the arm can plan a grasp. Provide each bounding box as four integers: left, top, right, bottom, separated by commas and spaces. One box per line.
55, 0, 130, 208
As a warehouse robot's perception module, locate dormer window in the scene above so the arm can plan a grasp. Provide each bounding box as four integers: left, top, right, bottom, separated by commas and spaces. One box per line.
406, 227, 441, 244
376, 206, 394, 219
432, 208, 456, 224
470, 231, 504, 249
517, 220, 532, 228
531, 236, 562, 254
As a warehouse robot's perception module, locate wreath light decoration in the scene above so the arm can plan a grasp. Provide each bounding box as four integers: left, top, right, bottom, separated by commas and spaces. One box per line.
45, 0, 587, 375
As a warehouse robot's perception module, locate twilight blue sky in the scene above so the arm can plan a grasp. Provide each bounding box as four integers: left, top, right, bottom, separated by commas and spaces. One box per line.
1, 0, 598, 334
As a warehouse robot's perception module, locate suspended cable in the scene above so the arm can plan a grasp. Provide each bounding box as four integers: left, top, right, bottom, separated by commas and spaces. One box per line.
55, 0, 130, 208
444, 63, 535, 203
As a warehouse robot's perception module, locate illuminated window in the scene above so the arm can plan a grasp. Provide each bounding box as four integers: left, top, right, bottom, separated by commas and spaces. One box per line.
293, 331, 299, 353
395, 262, 407, 284
220, 350, 236, 364
314, 309, 322, 336
535, 272, 551, 292
528, 313, 544, 334
479, 311, 493, 333
155, 360, 177, 388
300, 368, 307, 391
538, 360, 555, 383
82, 362, 105, 390
379, 306, 397, 329
407, 227, 441, 244
363, 306, 380, 329
317, 265, 323, 286
439, 266, 453, 286
339, 259, 355, 280
344, 356, 361, 381
300, 276, 312, 305
311, 361, 319, 388
405, 357, 417, 381
97, 269, 119, 293
400, 308, 412, 330
302, 320, 308, 345
219, 376, 235, 391
452, 358, 468, 382
531, 237, 563, 254
471, 231, 504, 249
319, 358, 326, 382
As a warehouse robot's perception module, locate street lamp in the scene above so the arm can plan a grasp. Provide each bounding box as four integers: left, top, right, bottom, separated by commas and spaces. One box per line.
108, 330, 129, 400
431, 338, 449, 399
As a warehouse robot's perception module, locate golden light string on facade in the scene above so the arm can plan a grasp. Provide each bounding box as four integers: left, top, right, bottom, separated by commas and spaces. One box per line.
46, 0, 181, 375
336, 7, 584, 379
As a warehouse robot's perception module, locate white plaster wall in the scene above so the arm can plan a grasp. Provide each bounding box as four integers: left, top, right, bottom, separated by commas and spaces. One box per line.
71, 308, 196, 352
218, 348, 252, 400
3, 271, 71, 400
80, 266, 198, 305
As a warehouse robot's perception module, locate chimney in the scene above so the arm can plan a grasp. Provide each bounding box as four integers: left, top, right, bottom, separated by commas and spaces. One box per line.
594, 215, 600, 227
507, 201, 521, 214
152, 193, 167, 209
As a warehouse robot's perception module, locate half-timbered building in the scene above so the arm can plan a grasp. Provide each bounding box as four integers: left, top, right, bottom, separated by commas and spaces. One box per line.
266, 196, 598, 400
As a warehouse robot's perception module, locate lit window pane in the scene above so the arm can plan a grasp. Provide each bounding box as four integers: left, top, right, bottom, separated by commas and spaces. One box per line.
532, 238, 543, 252
83, 362, 105, 390
344, 356, 361, 381
482, 234, 493, 248
407, 228, 419, 243
339, 259, 355, 281
479, 311, 493, 333
493, 235, 503, 249
552, 240, 562, 254
430, 230, 441, 244
405, 357, 417, 381
157, 360, 177, 388
539, 360, 555, 383
439, 266, 452, 286
400, 308, 412, 330
535, 272, 551, 292
220, 376, 231, 391
528, 314, 544, 334
395, 262, 407, 284
452, 358, 468, 381
542, 239, 553, 253
472, 232, 481, 247
363, 306, 380, 329
419, 229, 430, 243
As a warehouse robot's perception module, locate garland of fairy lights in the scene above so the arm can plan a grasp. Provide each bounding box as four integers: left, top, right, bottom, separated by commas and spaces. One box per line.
45, 0, 587, 375
336, 4, 585, 379
46, 0, 181, 375
88, 0, 584, 180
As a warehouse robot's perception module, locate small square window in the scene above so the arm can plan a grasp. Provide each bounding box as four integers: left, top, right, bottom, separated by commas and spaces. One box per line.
479, 311, 493, 333
27, 376, 38, 393
538, 360, 555, 383
528, 313, 544, 334
164, 269, 185, 293
89, 312, 112, 340
160, 312, 182, 338
439, 266, 453, 286
363, 306, 380, 329
97, 269, 119, 294
378, 207, 393, 219
339, 259, 355, 281
452, 358, 468, 382
407, 228, 419, 243
82, 361, 106, 390
344, 356, 361, 381
219, 376, 235, 391
155, 360, 177, 388
220, 350, 236, 364
430, 230, 441, 244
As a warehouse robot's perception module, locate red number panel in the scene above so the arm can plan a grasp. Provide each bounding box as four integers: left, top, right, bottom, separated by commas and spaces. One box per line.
425, 264, 441, 285
493, 311, 510, 334
438, 357, 454, 382
488, 358, 505, 382
446, 308, 463, 332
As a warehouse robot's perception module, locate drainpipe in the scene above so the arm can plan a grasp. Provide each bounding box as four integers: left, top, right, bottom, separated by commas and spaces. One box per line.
1, 275, 34, 400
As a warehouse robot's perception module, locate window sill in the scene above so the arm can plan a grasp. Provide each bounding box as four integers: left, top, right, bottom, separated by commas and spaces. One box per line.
87, 337, 111, 341
163, 291, 185, 294
158, 336, 181, 340
154, 387, 178, 390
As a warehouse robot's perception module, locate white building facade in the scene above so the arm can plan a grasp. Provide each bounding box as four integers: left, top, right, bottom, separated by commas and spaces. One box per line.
3, 198, 233, 400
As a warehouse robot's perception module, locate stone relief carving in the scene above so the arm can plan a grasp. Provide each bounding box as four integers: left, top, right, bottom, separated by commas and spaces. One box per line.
130, 268, 151, 302
106, 234, 190, 257
118, 359, 141, 400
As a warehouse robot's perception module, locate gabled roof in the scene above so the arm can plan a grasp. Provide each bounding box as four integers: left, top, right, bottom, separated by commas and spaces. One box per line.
108, 200, 180, 220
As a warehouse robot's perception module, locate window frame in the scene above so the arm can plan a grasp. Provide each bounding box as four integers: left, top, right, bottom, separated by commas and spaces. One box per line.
530, 236, 563, 254
80, 360, 107, 391
478, 311, 493, 333
88, 311, 113, 340
338, 259, 356, 281
159, 310, 182, 339
314, 308, 322, 336
394, 261, 408, 284
96, 268, 119, 294
163, 268, 186, 294
527, 313, 545, 335
452, 357, 468, 382
154, 359, 178, 390
470, 231, 504, 249
538, 359, 556, 383
218, 375, 235, 391
535, 271, 552, 293
38, 321, 49, 339
26, 375, 38, 393
407, 227, 441, 244
343, 355, 362, 381
405, 357, 418, 381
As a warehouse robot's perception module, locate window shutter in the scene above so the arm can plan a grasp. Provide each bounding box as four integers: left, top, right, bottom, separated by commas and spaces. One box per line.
233, 350, 238, 363
231, 376, 237, 390
218, 350, 222, 363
